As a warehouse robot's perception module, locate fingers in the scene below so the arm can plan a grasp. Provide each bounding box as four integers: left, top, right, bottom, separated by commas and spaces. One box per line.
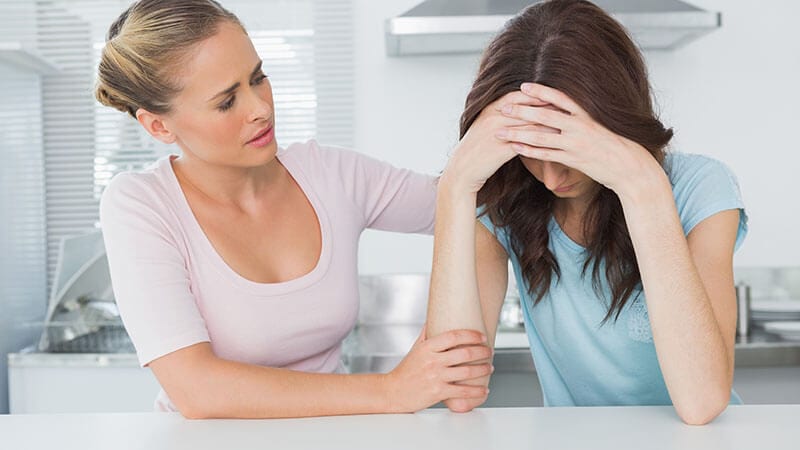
443, 363, 494, 382
496, 127, 570, 151
426, 329, 487, 353
520, 82, 585, 116
512, 144, 573, 167
445, 384, 490, 401
440, 344, 493, 367
494, 90, 551, 109
445, 397, 484, 413
500, 104, 572, 133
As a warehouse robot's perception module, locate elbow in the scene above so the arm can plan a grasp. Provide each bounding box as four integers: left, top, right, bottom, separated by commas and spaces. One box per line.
179, 404, 214, 420
675, 390, 730, 426
174, 398, 214, 420
169, 390, 222, 420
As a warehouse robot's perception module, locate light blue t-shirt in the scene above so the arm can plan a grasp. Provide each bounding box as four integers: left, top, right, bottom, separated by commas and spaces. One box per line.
479, 153, 748, 406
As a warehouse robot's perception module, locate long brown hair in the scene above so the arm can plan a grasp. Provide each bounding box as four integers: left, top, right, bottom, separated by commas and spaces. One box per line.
465, 0, 674, 322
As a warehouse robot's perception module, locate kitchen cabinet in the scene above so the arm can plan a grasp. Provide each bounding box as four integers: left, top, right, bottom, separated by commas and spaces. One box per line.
8, 353, 159, 414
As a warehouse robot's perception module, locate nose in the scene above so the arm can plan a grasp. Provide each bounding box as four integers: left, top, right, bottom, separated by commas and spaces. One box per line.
246, 84, 274, 124
541, 161, 568, 190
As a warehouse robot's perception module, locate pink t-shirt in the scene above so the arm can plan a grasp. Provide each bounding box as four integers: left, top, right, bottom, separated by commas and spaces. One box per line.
99, 140, 436, 411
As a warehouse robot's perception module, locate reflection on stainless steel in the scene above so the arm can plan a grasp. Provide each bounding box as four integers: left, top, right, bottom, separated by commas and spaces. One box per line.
343, 325, 800, 374
36, 231, 132, 353
357, 273, 429, 325
736, 282, 752, 337
31, 268, 800, 368
499, 294, 524, 331
39, 297, 132, 353
348, 272, 800, 374
735, 266, 800, 301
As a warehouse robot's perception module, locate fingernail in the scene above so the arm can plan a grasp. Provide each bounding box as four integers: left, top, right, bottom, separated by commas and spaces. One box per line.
490, 365, 495, 373
501, 104, 513, 115
482, 334, 488, 343
520, 83, 533, 93
495, 130, 508, 139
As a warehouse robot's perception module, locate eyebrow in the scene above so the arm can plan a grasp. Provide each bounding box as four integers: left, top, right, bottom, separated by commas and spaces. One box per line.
207, 60, 264, 102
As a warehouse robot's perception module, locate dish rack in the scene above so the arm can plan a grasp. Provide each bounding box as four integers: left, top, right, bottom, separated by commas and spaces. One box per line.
37, 231, 134, 354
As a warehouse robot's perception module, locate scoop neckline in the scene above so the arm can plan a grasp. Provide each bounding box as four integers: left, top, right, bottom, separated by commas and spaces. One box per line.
160, 150, 332, 295
548, 216, 585, 253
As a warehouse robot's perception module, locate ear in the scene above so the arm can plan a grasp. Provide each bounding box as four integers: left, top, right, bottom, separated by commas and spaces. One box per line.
135, 109, 177, 144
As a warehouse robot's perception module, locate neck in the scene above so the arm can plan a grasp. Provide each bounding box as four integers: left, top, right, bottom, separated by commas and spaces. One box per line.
552, 186, 602, 244
553, 193, 593, 224
171, 153, 284, 210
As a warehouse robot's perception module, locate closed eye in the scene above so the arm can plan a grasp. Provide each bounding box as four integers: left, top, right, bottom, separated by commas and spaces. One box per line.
216, 73, 268, 112
218, 96, 235, 112
252, 72, 268, 85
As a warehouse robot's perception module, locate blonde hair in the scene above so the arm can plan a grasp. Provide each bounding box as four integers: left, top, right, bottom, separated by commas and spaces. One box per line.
95, 0, 245, 118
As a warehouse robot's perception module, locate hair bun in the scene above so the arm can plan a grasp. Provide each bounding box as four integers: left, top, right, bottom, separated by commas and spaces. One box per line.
95, 84, 135, 117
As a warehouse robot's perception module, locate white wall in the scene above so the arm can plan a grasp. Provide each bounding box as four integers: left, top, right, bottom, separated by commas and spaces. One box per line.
354, 0, 800, 274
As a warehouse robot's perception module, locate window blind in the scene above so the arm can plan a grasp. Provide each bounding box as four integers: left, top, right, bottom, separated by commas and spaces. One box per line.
2, 0, 354, 297
0, 0, 48, 414
0, 1, 353, 413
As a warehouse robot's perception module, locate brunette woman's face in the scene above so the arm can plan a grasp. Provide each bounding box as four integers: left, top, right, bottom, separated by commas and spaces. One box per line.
163, 21, 277, 168
519, 157, 596, 200
513, 102, 597, 200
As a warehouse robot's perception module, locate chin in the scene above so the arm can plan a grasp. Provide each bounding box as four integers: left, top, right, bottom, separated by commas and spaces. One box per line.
249, 140, 279, 164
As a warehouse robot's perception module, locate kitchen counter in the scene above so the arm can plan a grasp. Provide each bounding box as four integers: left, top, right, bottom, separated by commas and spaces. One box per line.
1, 405, 797, 450
10, 326, 800, 371
342, 325, 800, 373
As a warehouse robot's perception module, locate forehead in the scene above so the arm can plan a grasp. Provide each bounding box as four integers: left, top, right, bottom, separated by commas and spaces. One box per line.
177, 21, 259, 98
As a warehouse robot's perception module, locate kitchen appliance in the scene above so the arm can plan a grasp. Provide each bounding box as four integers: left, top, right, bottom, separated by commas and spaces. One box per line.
386, 0, 721, 56
36, 230, 133, 353
762, 321, 800, 341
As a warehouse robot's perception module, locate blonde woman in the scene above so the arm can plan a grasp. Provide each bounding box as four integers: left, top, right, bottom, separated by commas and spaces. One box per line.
97, 0, 492, 418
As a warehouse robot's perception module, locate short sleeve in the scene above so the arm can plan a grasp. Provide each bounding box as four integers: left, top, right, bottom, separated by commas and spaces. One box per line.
477, 205, 514, 256
318, 143, 438, 234
100, 173, 209, 366
668, 153, 748, 251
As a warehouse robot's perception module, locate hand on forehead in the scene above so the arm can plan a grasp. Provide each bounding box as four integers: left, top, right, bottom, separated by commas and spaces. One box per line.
492, 87, 570, 134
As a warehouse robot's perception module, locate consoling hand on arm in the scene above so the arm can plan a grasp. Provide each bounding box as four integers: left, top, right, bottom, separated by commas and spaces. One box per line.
148, 328, 493, 419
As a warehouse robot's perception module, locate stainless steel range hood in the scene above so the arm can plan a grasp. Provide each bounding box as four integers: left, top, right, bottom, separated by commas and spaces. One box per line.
386, 0, 721, 56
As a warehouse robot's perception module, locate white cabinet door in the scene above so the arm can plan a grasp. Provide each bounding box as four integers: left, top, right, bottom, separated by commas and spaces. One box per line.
9, 360, 160, 414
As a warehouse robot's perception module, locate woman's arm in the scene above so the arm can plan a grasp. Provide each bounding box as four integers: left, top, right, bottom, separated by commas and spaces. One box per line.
617, 182, 739, 425
149, 329, 493, 419
426, 180, 509, 412
427, 92, 534, 412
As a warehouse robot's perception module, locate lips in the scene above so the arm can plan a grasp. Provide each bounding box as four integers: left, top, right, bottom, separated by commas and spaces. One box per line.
246, 124, 274, 147
553, 182, 576, 193
247, 125, 272, 143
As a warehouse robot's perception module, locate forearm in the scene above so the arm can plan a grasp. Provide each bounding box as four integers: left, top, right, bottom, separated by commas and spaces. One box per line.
427, 178, 492, 412
427, 178, 486, 336
617, 174, 732, 419
173, 358, 390, 419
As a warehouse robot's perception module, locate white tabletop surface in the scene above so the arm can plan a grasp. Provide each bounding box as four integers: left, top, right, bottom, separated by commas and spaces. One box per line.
2, 404, 797, 450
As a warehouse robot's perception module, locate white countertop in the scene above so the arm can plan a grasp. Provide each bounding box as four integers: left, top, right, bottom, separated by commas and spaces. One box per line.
2, 405, 797, 450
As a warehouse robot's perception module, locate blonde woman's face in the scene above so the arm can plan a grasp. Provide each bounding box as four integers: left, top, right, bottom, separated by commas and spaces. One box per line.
167, 21, 276, 168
